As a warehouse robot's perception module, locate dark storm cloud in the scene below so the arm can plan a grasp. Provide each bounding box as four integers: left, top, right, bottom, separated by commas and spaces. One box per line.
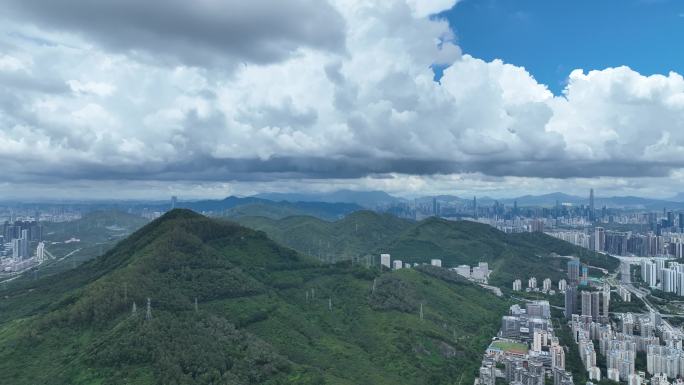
4, 0, 346, 68
2, 154, 680, 184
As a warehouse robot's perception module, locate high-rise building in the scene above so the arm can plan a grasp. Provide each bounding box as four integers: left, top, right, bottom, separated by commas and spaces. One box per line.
501, 316, 520, 338
641, 259, 657, 288
581, 291, 593, 318
36, 241, 45, 261
662, 268, 677, 293
526, 300, 550, 319
580, 264, 589, 286
533, 329, 546, 352
567, 258, 581, 286
531, 219, 544, 233
594, 227, 605, 252
171, 195, 177, 210
602, 286, 610, 320
565, 286, 577, 319
380, 253, 391, 268
473, 196, 478, 219
655, 258, 665, 279
591, 291, 601, 321
589, 189, 595, 221
558, 279, 567, 292
551, 344, 565, 370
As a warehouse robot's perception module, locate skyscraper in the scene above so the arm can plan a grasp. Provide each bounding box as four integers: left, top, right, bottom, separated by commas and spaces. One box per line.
594, 227, 605, 252
473, 196, 478, 219
567, 258, 580, 286
171, 196, 178, 210
565, 286, 577, 319
602, 285, 610, 321
581, 291, 592, 317
591, 291, 600, 321
589, 188, 595, 221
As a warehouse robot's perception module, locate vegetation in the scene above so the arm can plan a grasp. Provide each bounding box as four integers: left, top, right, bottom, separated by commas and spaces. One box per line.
235, 211, 412, 263
0, 210, 510, 385
610, 292, 647, 313
554, 318, 588, 384
650, 289, 683, 302
237, 212, 619, 286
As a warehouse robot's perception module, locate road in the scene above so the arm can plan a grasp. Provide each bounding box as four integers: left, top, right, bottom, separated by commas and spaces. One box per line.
58, 248, 82, 261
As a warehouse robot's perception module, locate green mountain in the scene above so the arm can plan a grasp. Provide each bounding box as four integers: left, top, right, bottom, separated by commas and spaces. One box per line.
236, 211, 411, 262
236, 212, 619, 285
0, 209, 509, 385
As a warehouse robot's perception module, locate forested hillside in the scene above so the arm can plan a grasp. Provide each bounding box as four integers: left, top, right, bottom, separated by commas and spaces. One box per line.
0, 210, 509, 385
236, 212, 619, 285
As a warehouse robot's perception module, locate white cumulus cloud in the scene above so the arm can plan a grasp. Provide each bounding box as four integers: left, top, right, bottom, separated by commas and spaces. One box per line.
0, 0, 684, 197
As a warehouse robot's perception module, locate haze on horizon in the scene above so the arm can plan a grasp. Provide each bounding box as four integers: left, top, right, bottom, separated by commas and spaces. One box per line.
2, 0, 684, 200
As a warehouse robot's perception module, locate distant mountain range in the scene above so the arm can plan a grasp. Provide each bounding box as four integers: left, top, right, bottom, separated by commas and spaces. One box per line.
250, 190, 684, 210
255, 189, 403, 208
113, 196, 363, 220
11, 190, 684, 217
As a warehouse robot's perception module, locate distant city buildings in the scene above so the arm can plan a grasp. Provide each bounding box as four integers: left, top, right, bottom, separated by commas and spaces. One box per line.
478, 302, 574, 385
640, 258, 684, 295
2, 219, 43, 260
453, 262, 491, 284
513, 279, 522, 291
558, 279, 567, 292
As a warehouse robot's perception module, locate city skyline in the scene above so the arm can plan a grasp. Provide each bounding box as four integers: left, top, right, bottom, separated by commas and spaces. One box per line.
2, 1, 684, 199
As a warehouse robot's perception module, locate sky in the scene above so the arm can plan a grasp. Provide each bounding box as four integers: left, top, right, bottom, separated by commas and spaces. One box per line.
443, 0, 684, 94
1, 0, 684, 200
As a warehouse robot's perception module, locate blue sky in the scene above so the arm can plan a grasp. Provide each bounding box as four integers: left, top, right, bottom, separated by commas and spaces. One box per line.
442, 0, 684, 93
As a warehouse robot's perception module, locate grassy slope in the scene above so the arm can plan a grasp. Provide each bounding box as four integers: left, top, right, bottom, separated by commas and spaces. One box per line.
0, 210, 508, 385
237, 213, 619, 285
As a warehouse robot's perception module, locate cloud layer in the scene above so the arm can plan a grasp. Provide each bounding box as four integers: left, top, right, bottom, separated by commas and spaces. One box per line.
4, 0, 346, 68
1, 0, 684, 197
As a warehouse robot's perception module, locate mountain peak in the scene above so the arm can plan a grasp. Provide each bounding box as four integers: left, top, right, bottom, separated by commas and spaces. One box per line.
159, 208, 204, 221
